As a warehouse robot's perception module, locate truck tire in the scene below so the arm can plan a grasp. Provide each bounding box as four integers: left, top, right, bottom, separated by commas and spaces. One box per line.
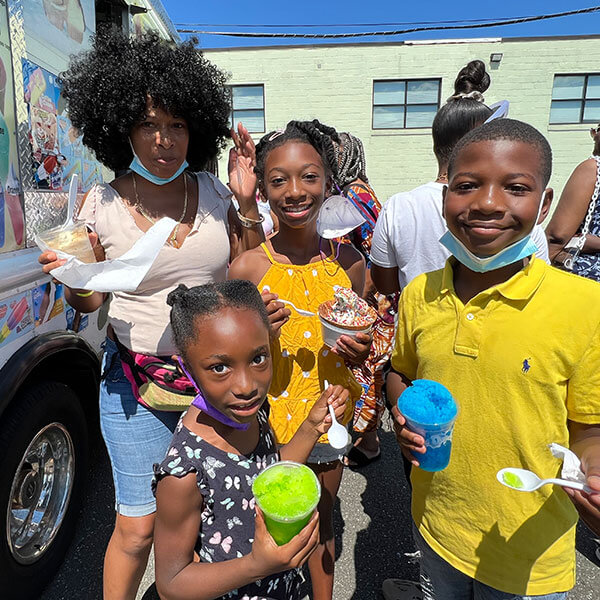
0, 381, 88, 599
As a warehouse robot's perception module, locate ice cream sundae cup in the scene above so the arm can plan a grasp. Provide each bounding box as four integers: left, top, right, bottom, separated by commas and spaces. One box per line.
318, 286, 377, 348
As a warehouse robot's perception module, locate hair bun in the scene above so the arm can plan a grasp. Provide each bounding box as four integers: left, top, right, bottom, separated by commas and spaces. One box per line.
454, 60, 491, 95
167, 284, 189, 307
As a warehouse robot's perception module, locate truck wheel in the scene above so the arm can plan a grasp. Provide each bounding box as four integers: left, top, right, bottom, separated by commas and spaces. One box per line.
0, 381, 88, 599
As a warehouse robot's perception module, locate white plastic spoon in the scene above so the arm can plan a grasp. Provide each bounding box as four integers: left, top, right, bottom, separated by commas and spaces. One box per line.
64, 174, 79, 226
497, 467, 595, 494
323, 379, 349, 450
279, 299, 315, 317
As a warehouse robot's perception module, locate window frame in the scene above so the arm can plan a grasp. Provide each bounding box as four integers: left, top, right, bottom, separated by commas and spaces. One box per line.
229, 84, 266, 134
550, 73, 600, 125
372, 78, 442, 130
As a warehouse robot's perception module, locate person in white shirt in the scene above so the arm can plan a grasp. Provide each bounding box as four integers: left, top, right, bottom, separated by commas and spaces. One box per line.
371, 60, 548, 298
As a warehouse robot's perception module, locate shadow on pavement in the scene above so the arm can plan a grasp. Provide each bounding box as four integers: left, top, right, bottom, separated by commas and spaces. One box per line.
576, 521, 600, 566
350, 428, 419, 600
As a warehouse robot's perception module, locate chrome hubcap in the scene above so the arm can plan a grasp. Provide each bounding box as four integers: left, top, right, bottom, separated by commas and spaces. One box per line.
7, 423, 74, 564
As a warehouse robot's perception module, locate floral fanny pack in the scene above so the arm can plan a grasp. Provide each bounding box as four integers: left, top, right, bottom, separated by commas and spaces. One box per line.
114, 336, 196, 412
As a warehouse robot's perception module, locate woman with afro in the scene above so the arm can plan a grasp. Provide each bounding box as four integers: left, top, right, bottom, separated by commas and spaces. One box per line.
39, 28, 264, 599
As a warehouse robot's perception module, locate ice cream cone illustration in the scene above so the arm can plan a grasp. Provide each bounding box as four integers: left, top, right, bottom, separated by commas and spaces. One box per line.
25, 67, 47, 109
0, 297, 29, 344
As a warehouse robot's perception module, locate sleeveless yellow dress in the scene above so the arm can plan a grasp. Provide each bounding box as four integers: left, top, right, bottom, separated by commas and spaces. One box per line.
258, 243, 363, 446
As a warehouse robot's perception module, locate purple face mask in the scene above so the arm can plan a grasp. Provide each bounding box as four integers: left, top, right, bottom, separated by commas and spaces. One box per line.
177, 357, 250, 431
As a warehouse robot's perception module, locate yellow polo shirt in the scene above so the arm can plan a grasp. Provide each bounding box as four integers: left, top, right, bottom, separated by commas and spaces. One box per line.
392, 256, 600, 596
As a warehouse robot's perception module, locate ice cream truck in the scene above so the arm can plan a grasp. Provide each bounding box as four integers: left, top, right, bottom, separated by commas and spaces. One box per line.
0, 2, 179, 596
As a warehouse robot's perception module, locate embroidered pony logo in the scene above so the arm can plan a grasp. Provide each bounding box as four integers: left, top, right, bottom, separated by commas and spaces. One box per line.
522, 358, 531, 374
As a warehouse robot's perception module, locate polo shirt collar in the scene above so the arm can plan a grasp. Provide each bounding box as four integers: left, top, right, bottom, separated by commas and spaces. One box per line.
439, 255, 546, 301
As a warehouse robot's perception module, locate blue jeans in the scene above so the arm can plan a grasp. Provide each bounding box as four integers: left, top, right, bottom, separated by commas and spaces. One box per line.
99, 338, 180, 517
413, 525, 569, 600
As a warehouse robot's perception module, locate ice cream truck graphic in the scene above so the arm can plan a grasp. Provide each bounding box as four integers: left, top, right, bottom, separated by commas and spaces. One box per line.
0, 2, 179, 597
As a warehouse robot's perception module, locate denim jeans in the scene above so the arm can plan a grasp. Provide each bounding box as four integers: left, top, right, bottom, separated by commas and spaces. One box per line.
99, 338, 180, 516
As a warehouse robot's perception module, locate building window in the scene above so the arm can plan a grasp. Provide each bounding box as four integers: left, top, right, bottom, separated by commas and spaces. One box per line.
550, 74, 600, 124
230, 85, 265, 133
372, 79, 441, 129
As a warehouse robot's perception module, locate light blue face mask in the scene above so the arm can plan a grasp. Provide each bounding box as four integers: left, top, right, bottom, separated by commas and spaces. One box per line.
439, 193, 545, 273
129, 140, 188, 185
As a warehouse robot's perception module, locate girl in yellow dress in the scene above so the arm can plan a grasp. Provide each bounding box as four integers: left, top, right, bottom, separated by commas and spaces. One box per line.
228, 120, 371, 600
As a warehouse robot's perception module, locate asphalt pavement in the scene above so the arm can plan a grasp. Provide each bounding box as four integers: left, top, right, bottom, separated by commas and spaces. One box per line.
41, 419, 600, 600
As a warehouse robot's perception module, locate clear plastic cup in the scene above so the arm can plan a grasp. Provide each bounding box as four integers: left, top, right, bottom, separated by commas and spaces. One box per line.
398, 380, 458, 472
37, 220, 96, 264
403, 415, 458, 472
252, 461, 321, 546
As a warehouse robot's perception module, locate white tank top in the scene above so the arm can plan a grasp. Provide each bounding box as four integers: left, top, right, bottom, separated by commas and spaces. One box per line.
78, 172, 231, 355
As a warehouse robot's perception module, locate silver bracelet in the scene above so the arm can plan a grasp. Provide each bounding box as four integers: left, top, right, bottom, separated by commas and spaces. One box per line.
237, 209, 264, 228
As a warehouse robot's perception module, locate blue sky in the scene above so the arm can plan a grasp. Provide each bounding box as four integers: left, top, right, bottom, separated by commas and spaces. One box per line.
162, 1, 600, 48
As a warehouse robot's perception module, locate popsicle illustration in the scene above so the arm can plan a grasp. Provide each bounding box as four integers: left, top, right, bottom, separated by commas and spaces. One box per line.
0, 297, 30, 344
5, 165, 23, 246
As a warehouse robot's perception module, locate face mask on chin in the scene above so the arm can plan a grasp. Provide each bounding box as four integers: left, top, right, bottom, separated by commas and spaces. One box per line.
439, 192, 546, 274
128, 138, 188, 185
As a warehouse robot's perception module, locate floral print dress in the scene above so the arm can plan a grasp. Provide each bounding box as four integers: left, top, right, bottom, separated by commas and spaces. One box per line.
152, 408, 303, 600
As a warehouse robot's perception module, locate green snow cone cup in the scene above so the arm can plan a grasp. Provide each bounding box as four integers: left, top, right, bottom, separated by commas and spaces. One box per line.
252, 461, 321, 546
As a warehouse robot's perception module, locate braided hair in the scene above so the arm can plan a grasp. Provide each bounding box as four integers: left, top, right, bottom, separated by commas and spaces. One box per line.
254, 119, 340, 183
331, 132, 368, 188
167, 281, 270, 359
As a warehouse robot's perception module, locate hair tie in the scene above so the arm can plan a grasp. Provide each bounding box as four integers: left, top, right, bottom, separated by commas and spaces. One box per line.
447, 90, 485, 103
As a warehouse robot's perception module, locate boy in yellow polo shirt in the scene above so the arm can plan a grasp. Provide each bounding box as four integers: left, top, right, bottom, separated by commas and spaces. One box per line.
388, 118, 600, 600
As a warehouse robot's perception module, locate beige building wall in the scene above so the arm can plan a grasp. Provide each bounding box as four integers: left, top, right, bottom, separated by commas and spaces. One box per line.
205, 36, 600, 208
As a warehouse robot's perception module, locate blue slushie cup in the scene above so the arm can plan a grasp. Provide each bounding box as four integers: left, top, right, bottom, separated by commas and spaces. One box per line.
398, 379, 458, 472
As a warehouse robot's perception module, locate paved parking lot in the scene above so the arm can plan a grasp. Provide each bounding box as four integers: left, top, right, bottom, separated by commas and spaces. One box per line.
41, 420, 600, 600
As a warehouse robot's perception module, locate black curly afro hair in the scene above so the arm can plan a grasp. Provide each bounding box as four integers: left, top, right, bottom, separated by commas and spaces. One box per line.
60, 27, 232, 172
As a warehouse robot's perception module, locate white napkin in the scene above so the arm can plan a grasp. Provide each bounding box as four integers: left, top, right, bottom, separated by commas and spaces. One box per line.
38, 217, 176, 293
549, 443, 587, 484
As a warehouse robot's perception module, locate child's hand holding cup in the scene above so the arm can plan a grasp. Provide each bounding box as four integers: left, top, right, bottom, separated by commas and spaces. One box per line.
248, 506, 319, 577
394, 379, 458, 472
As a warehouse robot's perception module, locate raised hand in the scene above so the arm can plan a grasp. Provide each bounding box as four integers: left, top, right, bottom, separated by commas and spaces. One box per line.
228, 122, 258, 207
